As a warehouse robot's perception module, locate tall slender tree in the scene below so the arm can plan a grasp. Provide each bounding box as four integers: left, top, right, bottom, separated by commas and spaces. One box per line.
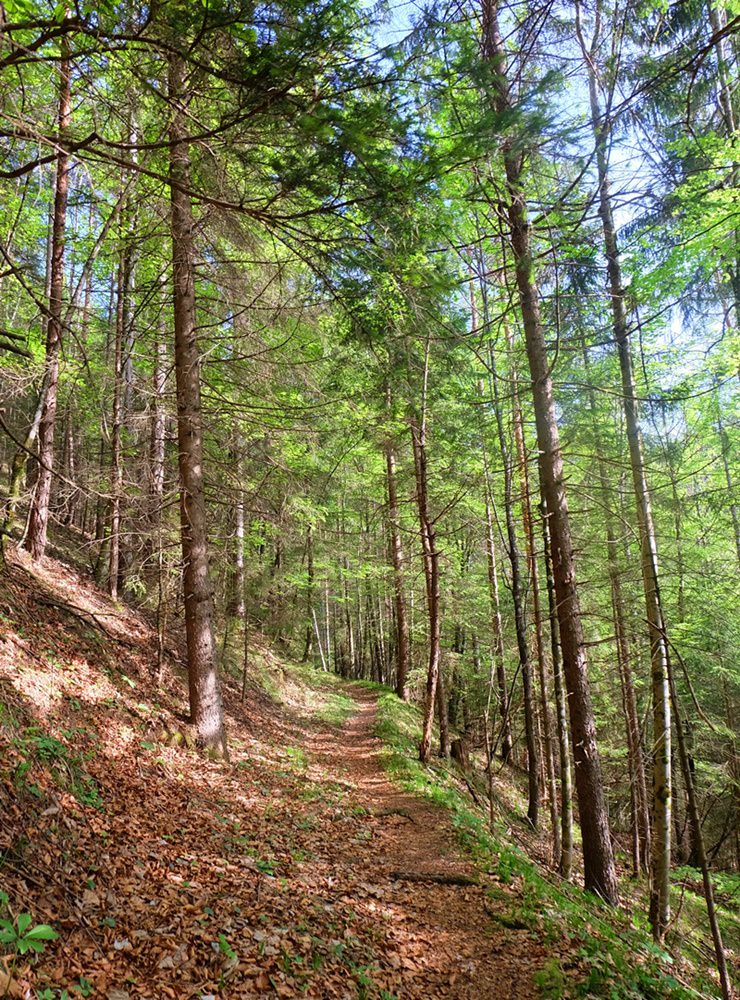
480, 0, 619, 903
168, 50, 227, 756
575, 1, 670, 931
385, 386, 411, 700
23, 34, 71, 560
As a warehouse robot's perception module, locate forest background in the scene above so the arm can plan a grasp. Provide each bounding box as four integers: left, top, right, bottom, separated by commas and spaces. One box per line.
0, 0, 738, 992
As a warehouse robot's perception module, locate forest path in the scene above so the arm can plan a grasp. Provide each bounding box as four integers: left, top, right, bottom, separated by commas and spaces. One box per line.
1, 543, 567, 998
299, 686, 548, 999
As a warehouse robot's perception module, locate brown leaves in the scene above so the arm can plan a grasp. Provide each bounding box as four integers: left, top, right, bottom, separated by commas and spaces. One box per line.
1, 549, 584, 999
0, 962, 24, 998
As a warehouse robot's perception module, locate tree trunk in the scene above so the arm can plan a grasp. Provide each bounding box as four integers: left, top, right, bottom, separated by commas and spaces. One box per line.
482, 0, 619, 903
614, 573, 652, 877
669, 656, 732, 1000
168, 51, 226, 757
228, 441, 246, 619
108, 115, 138, 596
510, 330, 558, 846
584, 350, 651, 876
233, 486, 246, 618
575, 5, 669, 928
472, 281, 513, 763
483, 478, 512, 762
541, 496, 574, 878
302, 524, 314, 661
385, 391, 410, 700
723, 682, 740, 873
323, 575, 331, 665
436, 660, 451, 759
2, 367, 52, 545
108, 249, 129, 598
149, 299, 167, 641
61, 398, 76, 526
486, 336, 539, 828
149, 307, 167, 518
343, 553, 356, 676
411, 406, 442, 763
22, 35, 71, 560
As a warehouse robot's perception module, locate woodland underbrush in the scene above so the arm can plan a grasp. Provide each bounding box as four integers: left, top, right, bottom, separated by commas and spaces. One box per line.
0, 551, 411, 998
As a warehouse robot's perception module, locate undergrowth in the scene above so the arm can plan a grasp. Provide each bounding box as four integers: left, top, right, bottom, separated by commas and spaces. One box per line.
243, 650, 359, 727
3, 710, 103, 811
372, 690, 734, 1000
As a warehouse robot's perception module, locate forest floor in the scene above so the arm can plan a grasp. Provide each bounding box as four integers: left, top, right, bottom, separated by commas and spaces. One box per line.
0, 541, 736, 999
299, 688, 562, 999
0, 542, 575, 999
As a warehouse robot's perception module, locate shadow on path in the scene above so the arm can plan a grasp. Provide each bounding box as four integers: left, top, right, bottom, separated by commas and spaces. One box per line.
301, 687, 550, 999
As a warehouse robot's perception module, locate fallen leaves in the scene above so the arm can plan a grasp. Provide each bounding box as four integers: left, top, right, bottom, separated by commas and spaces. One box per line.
0, 546, 585, 999
0, 962, 23, 998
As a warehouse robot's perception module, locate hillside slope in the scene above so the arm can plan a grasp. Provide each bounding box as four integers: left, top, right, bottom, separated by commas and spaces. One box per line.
0, 545, 553, 999
0, 545, 735, 999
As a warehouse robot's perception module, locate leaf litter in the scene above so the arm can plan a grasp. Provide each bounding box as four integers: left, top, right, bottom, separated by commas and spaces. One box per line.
0, 545, 581, 998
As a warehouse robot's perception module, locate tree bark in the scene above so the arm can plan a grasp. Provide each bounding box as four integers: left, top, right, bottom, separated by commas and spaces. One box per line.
575, 4, 669, 928
385, 390, 410, 700
149, 305, 167, 518
482, 0, 619, 903
436, 660, 451, 760
541, 496, 574, 877
2, 367, 52, 545
472, 282, 513, 764
486, 338, 539, 827
108, 250, 129, 598
411, 403, 442, 763
302, 524, 314, 661
483, 473, 513, 762
723, 682, 740, 873
168, 51, 226, 757
149, 297, 167, 658
1, 194, 56, 545
584, 350, 651, 876
22, 35, 71, 560
61, 397, 76, 527
228, 440, 246, 619
411, 409, 442, 763
509, 326, 558, 846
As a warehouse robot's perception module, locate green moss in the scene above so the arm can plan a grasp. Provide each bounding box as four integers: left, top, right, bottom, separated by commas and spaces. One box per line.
314, 689, 356, 726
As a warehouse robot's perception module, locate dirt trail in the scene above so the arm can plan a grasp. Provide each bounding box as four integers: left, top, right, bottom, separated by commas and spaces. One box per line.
1, 545, 564, 998
301, 687, 548, 999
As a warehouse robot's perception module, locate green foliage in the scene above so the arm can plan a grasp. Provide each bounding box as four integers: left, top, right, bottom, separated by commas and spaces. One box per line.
534, 958, 568, 999
12, 726, 103, 810
217, 933, 237, 960
0, 2, 737, 995
0, 911, 58, 956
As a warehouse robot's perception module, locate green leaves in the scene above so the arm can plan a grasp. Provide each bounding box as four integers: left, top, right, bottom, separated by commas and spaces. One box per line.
0, 911, 58, 955
2, 0, 42, 18
217, 933, 237, 959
